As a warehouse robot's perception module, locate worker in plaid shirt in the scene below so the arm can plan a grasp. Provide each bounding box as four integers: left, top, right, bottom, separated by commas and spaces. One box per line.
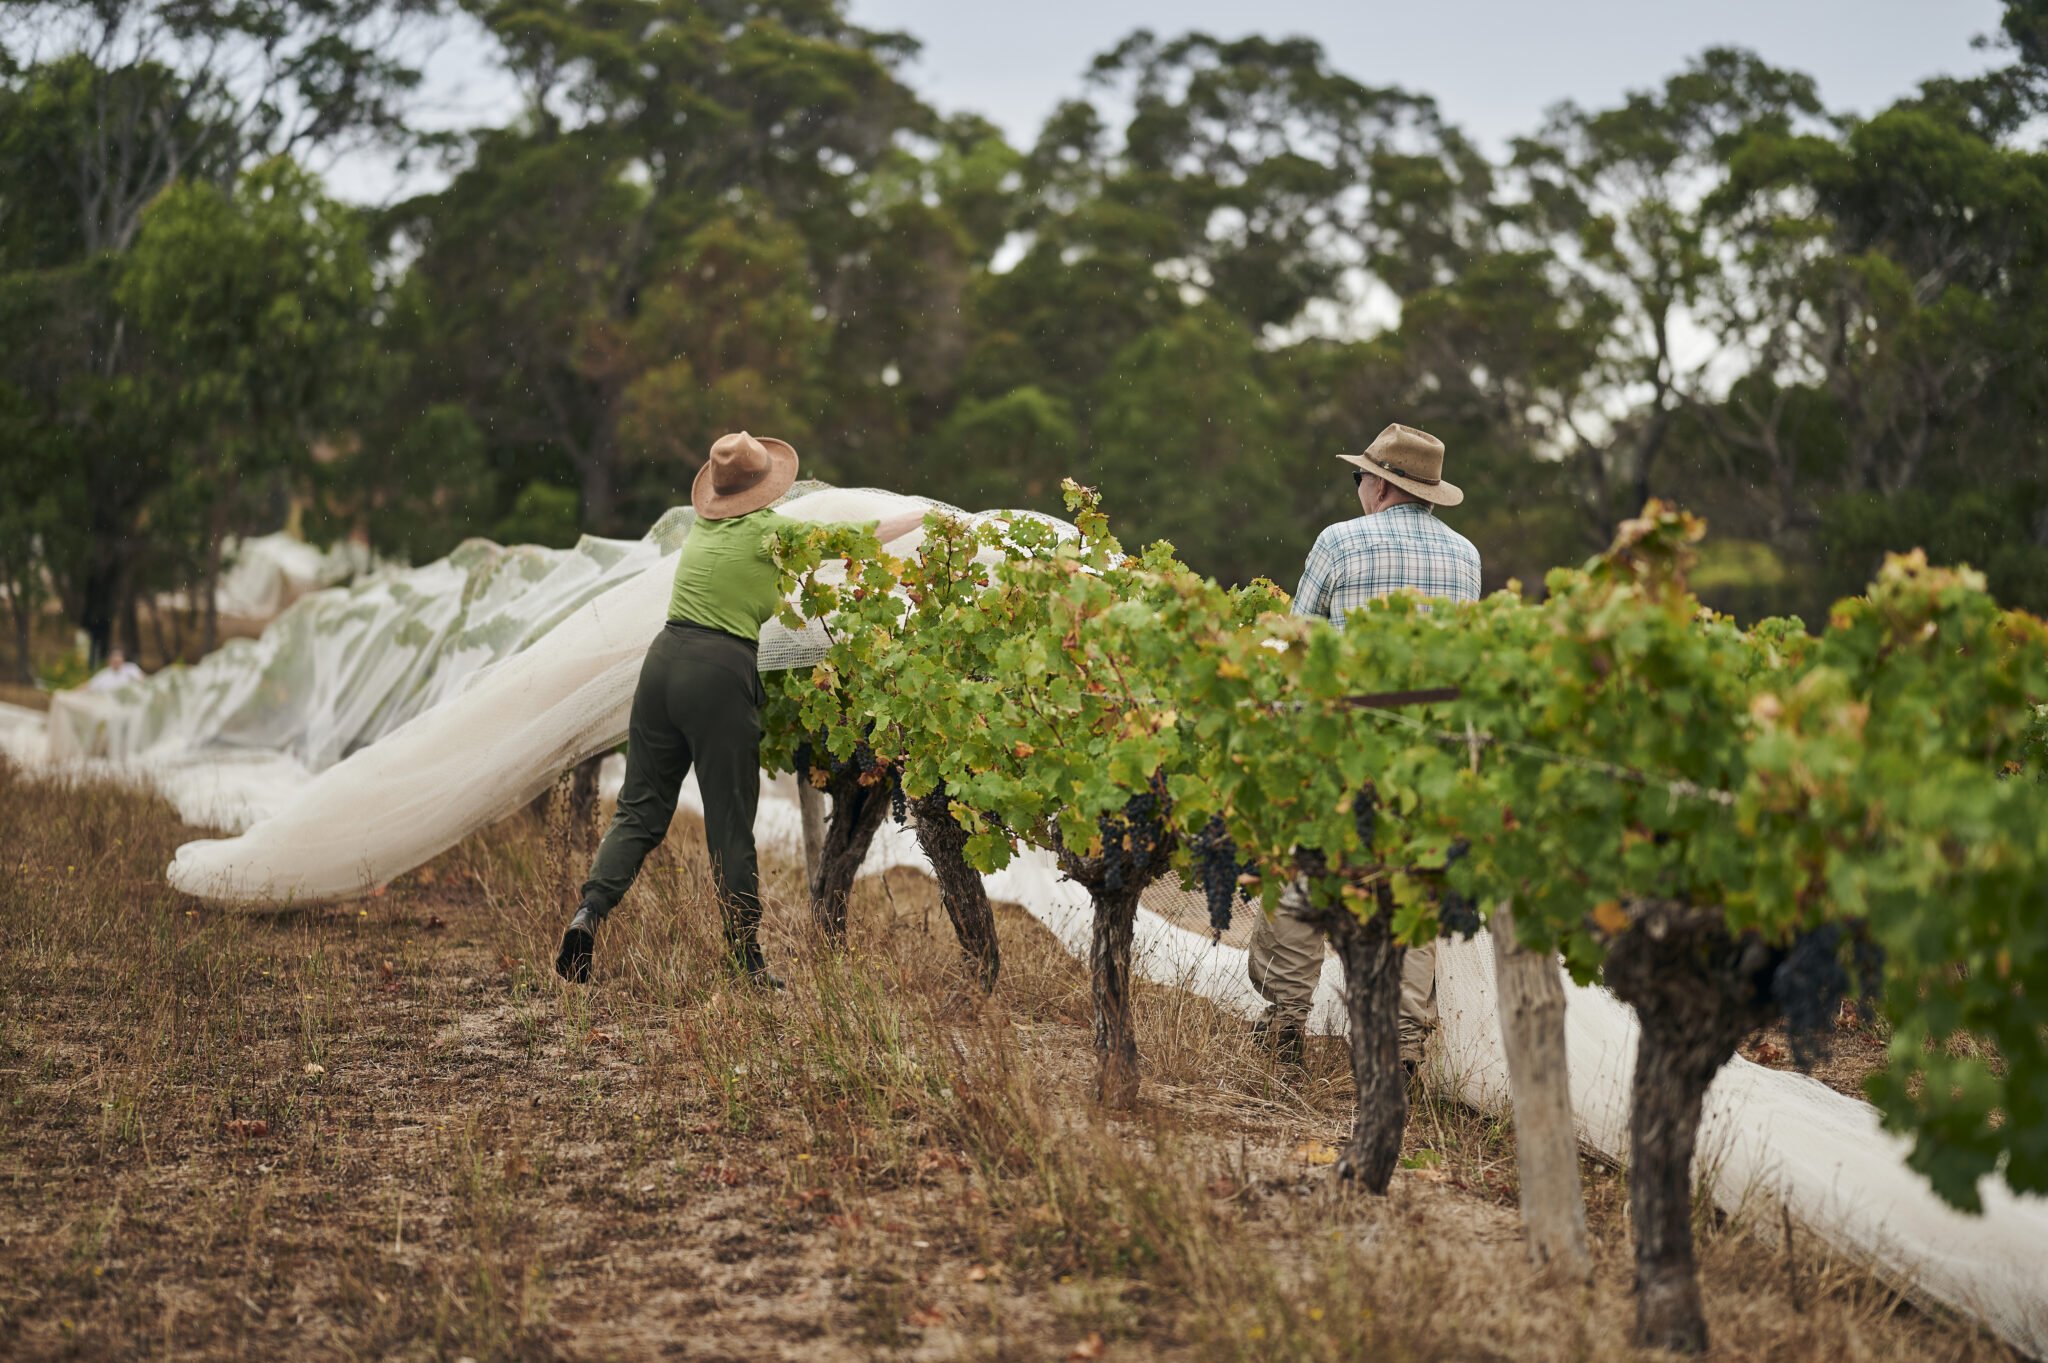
1251, 423, 1480, 1070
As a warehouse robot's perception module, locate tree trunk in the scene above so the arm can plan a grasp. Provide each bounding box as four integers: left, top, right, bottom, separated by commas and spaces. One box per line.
1602, 899, 1778, 1354
147, 594, 172, 671
1087, 878, 1143, 1107
117, 572, 142, 661
1055, 790, 1176, 1109
80, 563, 116, 667
909, 787, 1000, 991
812, 768, 890, 941
1491, 900, 1592, 1280
568, 752, 604, 839
6, 575, 34, 685
1314, 882, 1407, 1193
200, 521, 225, 657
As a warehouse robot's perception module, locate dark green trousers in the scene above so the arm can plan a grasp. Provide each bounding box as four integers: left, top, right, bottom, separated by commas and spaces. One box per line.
580, 623, 764, 951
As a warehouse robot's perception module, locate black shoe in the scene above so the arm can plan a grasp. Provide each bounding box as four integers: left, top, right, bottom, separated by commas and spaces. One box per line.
556, 905, 598, 983
727, 937, 785, 992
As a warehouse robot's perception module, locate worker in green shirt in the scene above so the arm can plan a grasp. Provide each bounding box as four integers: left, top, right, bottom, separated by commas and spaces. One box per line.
556, 431, 931, 987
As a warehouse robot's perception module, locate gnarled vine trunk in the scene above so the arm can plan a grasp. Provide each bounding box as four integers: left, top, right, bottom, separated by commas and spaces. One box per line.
1296, 872, 1407, 1194
1603, 899, 1778, 1355
1086, 878, 1144, 1107
812, 769, 891, 941
1056, 791, 1176, 1109
909, 787, 1000, 991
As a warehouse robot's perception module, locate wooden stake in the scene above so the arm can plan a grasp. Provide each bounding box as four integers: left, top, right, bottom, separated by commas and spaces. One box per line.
798, 778, 827, 902
1492, 899, 1593, 1281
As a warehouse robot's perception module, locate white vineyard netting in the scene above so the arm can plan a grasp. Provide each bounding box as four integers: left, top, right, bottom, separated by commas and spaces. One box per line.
0, 486, 2041, 1357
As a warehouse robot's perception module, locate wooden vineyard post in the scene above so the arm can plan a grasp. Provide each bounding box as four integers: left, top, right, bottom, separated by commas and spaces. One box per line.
1490, 899, 1592, 1280
797, 778, 827, 902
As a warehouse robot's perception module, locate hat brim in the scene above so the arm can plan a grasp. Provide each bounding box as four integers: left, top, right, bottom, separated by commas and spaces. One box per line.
1337, 453, 1463, 507
692, 438, 800, 519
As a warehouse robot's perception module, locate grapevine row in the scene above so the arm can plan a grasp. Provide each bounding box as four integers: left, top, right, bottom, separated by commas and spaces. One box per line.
765, 487, 2048, 1353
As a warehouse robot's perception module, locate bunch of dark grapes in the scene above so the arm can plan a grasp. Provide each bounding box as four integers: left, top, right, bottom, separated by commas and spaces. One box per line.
1353, 783, 1378, 851
1771, 923, 1851, 1069
1096, 786, 1171, 896
1434, 838, 1480, 938
796, 733, 904, 820
1437, 892, 1480, 938
1193, 815, 1242, 935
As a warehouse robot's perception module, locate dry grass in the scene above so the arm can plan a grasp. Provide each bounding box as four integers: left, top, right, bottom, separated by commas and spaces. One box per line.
0, 761, 2017, 1361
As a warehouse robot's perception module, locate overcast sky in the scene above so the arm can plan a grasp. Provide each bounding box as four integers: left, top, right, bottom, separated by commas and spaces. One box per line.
326, 0, 2012, 202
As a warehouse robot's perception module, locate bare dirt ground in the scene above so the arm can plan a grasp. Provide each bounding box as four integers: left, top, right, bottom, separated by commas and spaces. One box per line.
0, 763, 2016, 1361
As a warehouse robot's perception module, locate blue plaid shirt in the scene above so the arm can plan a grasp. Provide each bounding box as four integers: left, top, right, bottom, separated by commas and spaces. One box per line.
1291, 503, 1482, 625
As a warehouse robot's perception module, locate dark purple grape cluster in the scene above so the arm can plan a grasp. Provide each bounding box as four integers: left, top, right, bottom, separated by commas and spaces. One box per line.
1437, 891, 1480, 939
1097, 786, 1171, 895
797, 732, 906, 823
1193, 814, 1244, 934
1353, 783, 1378, 850
1771, 923, 1852, 1068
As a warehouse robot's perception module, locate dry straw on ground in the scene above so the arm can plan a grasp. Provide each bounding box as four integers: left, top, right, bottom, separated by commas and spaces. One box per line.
0, 762, 2016, 1360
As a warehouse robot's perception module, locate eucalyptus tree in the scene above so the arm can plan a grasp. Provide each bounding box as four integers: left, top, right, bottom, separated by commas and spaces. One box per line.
0, 0, 444, 659
391, 0, 935, 534
1507, 48, 1825, 541
118, 158, 381, 651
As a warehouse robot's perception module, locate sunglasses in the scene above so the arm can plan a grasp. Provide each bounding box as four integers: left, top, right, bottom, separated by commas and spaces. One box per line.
1352, 469, 1366, 488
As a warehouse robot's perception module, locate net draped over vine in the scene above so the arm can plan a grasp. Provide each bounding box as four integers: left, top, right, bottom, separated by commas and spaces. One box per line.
0, 486, 2041, 1356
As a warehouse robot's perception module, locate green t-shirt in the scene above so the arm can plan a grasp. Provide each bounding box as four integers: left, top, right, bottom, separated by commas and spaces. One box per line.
666, 509, 874, 643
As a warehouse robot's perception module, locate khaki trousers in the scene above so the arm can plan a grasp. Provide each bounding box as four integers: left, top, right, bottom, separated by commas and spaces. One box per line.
1246, 876, 1438, 1064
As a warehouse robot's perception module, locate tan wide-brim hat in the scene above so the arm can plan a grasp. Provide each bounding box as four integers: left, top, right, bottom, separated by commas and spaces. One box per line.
692, 431, 799, 519
1337, 423, 1463, 507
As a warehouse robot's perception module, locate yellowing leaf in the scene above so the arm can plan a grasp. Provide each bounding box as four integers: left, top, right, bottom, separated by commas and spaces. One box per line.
1592, 900, 1630, 934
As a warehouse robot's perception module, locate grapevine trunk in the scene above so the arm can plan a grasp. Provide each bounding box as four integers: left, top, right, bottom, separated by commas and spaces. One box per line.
1320, 885, 1408, 1194
1056, 792, 1177, 1109
908, 788, 1001, 990
1087, 879, 1143, 1108
812, 770, 890, 940
1603, 899, 1779, 1355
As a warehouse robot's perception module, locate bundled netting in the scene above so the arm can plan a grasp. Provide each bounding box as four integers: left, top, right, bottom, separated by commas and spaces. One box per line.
150, 486, 1003, 900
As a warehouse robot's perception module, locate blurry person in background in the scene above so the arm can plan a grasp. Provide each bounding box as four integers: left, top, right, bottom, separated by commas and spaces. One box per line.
84, 647, 146, 692
1248, 423, 1481, 1069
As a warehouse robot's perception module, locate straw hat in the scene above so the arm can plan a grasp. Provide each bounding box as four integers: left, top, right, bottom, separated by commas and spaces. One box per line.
1337, 423, 1463, 507
692, 431, 799, 519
